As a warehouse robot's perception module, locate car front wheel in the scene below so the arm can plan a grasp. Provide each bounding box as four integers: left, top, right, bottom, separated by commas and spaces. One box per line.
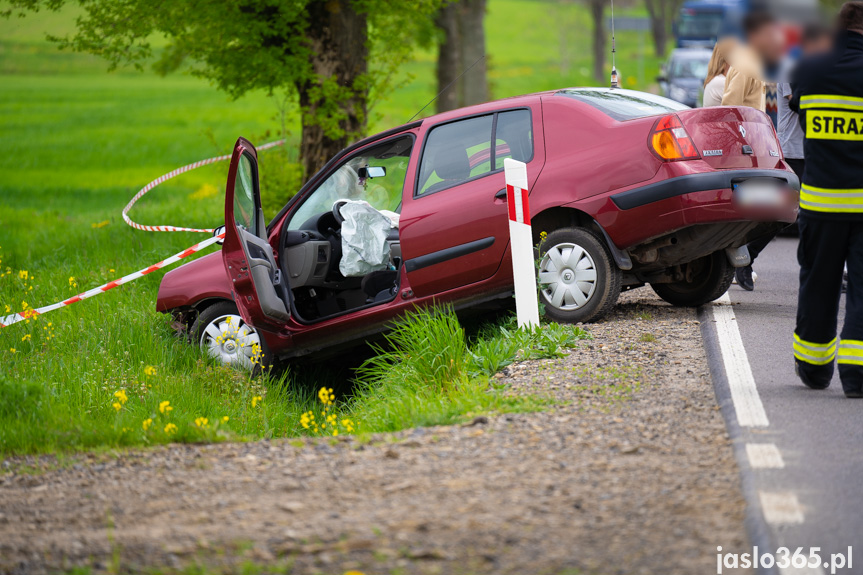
650, 250, 734, 307
190, 301, 271, 372
537, 227, 621, 323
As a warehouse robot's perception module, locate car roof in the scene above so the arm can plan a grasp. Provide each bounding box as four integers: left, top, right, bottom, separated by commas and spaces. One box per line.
357, 87, 677, 141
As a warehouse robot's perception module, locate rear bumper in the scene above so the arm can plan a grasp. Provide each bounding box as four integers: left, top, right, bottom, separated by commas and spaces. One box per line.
610, 169, 801, 211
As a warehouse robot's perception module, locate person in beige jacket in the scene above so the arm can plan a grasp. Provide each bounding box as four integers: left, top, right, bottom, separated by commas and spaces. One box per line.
722, 12, 784, 111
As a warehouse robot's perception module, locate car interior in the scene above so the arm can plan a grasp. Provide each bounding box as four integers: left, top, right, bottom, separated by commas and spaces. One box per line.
279, 136, 413, 322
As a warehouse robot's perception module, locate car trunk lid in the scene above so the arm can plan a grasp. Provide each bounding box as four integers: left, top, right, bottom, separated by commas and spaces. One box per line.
677, 106, 784, 170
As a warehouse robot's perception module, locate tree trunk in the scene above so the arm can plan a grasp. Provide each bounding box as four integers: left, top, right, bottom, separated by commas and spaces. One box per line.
436, 3, 461, 113
645, 0, 676, 58
435, 0, 488, 114
298, 0, 368, 179
458, 0, 487, 107
590, 0, 606, 83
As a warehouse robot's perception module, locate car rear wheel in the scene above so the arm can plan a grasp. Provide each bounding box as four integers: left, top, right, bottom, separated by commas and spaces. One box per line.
651, 250, 734, 307
538, 227, 621, 323
190, 301, 272, 372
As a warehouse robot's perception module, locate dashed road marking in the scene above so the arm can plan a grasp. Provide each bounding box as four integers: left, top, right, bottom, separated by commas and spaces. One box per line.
712, 293, 770, 427
759, 491, 805, 525
746, 443, 785, 469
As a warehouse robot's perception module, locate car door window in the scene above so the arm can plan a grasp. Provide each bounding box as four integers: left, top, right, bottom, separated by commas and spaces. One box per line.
287, 136, 413, 231
416, 110, 534, 195
417, 115, 494, 195
233, 153, 258, 236
494, 109, 533, 169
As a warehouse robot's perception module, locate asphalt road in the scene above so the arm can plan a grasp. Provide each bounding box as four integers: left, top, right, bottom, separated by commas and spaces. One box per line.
724, 236, 862, 574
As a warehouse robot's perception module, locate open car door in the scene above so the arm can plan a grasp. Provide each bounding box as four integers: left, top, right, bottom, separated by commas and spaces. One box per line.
222, 137, 290, 332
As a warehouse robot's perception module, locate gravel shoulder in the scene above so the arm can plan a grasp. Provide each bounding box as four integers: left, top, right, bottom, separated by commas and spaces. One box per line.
0, 292, 752, 575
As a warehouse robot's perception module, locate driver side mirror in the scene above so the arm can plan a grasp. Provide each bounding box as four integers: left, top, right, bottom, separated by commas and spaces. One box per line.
358, 166, 386, 179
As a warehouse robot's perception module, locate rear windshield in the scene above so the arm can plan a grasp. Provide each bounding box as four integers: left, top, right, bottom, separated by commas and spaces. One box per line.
556, 88, 689, 121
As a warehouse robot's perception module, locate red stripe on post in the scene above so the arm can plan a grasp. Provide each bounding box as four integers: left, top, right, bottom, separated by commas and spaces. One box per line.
521, 187, 531, 225
506, 184, 517, 222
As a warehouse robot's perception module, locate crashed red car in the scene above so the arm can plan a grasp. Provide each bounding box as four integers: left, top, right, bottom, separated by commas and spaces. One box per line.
156, 88, 799, 369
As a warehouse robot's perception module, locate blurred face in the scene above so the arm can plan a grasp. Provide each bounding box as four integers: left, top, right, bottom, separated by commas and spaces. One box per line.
749, 23, 784, 64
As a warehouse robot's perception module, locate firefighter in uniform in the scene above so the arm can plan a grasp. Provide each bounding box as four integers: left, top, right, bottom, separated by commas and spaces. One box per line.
789, 2, 863, 398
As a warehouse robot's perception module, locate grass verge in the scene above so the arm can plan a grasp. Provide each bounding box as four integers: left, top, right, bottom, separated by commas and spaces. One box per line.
1, 307, 589, 456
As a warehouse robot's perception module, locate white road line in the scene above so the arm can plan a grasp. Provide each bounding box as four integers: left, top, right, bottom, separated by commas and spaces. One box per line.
759, 491, 805, 525
746, 443, 785, 469
712, 293, 770, 427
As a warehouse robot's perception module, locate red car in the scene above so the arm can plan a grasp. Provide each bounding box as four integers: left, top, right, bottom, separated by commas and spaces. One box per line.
156, 88, 798, 370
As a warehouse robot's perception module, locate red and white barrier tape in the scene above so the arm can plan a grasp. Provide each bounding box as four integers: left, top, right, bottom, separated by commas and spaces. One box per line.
0, 233, 225, 328
2, 136, 287, 329
121, 139, 285, 233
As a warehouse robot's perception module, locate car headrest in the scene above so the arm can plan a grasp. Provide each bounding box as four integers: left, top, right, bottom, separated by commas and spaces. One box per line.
433, 146, 470, 181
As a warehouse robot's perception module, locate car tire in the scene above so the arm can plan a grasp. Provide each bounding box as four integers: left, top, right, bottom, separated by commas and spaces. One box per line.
537, 227, 621, 323
190, 301, 273, 373
651, 250, 734, 307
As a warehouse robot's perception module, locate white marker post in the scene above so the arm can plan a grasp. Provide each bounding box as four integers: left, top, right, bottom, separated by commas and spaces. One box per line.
504, 159, 540, 329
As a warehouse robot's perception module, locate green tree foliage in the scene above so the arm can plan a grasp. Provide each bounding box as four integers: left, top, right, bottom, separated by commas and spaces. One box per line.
2, 0, 442, 181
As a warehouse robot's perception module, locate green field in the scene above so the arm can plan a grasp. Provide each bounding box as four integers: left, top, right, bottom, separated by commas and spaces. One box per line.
0, 1, 664, 454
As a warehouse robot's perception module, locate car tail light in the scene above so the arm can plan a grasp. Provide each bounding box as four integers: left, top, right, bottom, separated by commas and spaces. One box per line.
649, 115, 700, 161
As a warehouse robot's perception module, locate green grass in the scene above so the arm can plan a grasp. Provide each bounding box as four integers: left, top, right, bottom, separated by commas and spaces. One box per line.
0, 0, 656, 455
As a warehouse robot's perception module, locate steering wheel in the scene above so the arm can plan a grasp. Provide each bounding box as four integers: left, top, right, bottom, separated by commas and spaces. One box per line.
332, 199, 350, 224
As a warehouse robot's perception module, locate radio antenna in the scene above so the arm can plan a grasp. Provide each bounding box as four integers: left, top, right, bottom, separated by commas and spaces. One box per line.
408, 54, 487, 123
610, 0, 619, 88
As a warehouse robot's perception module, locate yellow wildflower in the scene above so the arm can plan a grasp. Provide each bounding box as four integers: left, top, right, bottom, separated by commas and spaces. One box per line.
9, 348, 15, 354
91, 220, 110, 229
195, 417, 209, 428
4, 305, 10, 313
113, 389, 128, 404
189, 183, 219, 200
164, 423, 178, 435
112, 402, 122, 412
21, 334, 30, 342
159, 400, 173, 414
68, 277, 77, 288
221, 416, 229, 423
318, 387, 335, 405
251, 395, 263, 408
144, 365, 157, 377
142, 418, 153, 431
18, 270, 28, 280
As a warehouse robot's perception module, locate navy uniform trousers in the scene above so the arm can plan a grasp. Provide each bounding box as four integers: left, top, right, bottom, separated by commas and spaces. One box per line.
795, 213, 863, 392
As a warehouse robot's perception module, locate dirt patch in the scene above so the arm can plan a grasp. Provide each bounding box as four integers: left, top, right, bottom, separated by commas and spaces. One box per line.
0, 292, 751, 575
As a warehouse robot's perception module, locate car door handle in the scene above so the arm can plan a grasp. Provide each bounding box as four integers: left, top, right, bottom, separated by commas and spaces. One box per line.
495, 188, 507, 200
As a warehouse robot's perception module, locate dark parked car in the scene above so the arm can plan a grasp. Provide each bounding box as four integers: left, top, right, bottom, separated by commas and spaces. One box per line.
156, 88, 799, 370
658, 48, 713, 107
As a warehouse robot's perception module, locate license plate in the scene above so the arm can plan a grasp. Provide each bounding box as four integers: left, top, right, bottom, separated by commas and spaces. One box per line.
733, 179, 787, 207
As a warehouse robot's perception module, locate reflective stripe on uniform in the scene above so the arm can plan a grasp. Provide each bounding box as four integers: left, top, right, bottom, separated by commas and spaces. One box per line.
800, 184, 863, 213
838, 339, 863, 366
801, 94, 863, 111
793, 333, 837, 365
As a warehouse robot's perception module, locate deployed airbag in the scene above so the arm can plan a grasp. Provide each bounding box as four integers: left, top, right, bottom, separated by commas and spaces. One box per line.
338, 200, 392, 277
